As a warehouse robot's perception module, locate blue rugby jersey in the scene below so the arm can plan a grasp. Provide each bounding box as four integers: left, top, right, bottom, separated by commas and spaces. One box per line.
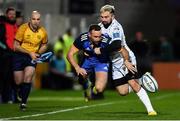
73, 32, 109, 63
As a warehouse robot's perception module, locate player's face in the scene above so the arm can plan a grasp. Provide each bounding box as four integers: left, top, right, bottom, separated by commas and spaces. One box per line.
100, 11, 114, 25
89, 30, 102, 44
30, 13, 41, 30
6, 10, 16, 22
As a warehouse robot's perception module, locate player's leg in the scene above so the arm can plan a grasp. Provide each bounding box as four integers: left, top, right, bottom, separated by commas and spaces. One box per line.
78, 74, 92, 101
114, 76, 129, 96
93, 71, 108, 94
93, 63, 108, 94
128, 78, 157, 115
14, 71, 24, 98
116, 84, 129, 96
19, 66, 35, 111
80, 59, 93, 101
13, 53, 26, 104
112, 59, 130, 95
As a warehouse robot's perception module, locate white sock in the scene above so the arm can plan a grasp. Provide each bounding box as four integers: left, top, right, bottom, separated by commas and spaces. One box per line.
136, 87, 154, 112
128, 85, 133, 93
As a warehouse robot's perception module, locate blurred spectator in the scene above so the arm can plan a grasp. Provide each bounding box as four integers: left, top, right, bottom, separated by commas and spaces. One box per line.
0, 7, 17, 103
53, 36, 64, 55
50, 49, 66, 74
41, 49, 74, 90
129, 31, 151, 77
16, 10, 24, 27
0, 14, 6, 103
159, 35, 174, 61
63, 29, 75, 72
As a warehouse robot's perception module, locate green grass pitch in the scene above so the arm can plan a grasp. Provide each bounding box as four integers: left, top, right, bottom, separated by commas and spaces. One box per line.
0, 89, 180, 120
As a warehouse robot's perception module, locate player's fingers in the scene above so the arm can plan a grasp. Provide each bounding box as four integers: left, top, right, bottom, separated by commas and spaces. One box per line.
129, 69, 135, 74
131, 66, 137, 72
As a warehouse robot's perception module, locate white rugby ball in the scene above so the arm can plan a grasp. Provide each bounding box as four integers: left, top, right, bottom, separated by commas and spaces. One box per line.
141, 74, 158, 93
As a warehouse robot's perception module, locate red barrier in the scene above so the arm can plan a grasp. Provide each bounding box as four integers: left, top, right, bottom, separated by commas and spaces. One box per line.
153, 62, 180, 90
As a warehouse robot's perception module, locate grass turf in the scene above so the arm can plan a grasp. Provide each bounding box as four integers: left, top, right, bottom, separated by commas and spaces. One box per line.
0, 89, 180, 120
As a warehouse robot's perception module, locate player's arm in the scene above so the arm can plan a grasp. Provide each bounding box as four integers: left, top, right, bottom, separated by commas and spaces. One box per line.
38, 43, 47, 54
67, 44, 87, 76
120, 47, 137, 74
38, 27, 48, 54
14, 40, 39, 60
100, 40, 122, 54
14, 40, 30, 54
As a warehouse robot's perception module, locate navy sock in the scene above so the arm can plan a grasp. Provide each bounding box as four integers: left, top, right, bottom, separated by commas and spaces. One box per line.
21, 83, 31, 104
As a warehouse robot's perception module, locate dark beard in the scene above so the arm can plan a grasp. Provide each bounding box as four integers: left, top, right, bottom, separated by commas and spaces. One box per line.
5, 17, 16, 24
103, 21, 112, 29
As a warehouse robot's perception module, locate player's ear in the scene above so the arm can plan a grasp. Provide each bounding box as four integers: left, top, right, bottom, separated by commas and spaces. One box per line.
88, 32, 91, 38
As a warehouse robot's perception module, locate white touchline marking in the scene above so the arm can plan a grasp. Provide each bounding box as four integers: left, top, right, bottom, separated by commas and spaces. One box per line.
1, 92, 179, 120
2, 102, 116, 120
29, 97, 83, 101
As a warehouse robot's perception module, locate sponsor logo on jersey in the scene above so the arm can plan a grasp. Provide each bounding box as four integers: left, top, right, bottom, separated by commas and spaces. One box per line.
113, 33, 120, 39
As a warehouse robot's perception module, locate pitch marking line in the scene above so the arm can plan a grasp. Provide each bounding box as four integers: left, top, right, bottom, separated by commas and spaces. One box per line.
2, 102, 117, 120
2, 93, 178, 120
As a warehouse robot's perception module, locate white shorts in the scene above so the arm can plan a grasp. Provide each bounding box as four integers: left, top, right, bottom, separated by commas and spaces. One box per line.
112, 56, 137, 80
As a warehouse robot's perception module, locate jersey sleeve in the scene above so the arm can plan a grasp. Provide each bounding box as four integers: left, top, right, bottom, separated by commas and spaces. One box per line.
110, 26, 126, 47
15, 23, 28, 42
73, 35, 83, 49
73, 33, 88, 50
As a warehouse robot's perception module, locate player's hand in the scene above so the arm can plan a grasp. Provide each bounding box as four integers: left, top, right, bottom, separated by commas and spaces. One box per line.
75, 67, 87, 76
94, 47, 101, 55
124, 60, 137, 74
29, 52, 40, 60
84, 52, 89, 56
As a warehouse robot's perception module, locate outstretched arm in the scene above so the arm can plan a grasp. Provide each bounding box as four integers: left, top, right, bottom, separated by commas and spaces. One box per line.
67, 44, 87, 76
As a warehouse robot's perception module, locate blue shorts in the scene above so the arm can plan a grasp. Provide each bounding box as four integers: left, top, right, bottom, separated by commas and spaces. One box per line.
13, 52, 36, 71
81, 59, 109, 73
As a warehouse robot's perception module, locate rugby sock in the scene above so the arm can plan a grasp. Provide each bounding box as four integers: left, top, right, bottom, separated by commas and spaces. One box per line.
92, 86, 98, 94
19, 84, 23, 99
136, 87, 154, 112
21, 83, 32, 104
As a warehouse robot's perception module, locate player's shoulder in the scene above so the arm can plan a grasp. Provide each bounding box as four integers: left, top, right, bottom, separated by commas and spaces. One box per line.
111, 19, 123, 31
16, 23, 29, 33
18, 23, 28, 29
39, 26, 47, 34
78, 32, 89, 41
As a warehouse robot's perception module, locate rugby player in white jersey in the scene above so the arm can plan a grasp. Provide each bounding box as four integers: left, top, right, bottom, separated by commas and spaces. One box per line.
94, 5, 157, 116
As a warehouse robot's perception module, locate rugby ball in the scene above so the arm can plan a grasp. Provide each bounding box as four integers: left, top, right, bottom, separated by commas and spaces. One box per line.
141, 74, 158, 93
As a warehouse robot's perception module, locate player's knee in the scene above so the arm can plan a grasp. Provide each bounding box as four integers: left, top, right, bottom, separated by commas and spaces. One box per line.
118, 90, 128, 96
116, 88, 129, 96
95, 85, 104, 93
24, 75, 33, 83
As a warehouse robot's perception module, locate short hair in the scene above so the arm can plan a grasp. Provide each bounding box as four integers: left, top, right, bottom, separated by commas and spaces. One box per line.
88, 24, 101, 32
16, 10, 23, 18
6, 7, 16, 14
100, 4, 115, 14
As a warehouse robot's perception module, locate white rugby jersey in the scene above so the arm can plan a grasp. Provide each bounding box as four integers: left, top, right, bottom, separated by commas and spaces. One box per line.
99, 19, 136, 64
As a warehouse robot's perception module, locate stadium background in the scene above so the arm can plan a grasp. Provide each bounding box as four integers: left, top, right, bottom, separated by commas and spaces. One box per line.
1, 0, 180, 120
1, 0, 180, 90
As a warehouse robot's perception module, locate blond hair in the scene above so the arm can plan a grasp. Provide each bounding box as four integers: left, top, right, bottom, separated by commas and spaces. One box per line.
100, 5, 115, 14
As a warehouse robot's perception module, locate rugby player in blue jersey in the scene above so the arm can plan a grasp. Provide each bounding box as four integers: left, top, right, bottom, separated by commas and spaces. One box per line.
67, 24, 111, 101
